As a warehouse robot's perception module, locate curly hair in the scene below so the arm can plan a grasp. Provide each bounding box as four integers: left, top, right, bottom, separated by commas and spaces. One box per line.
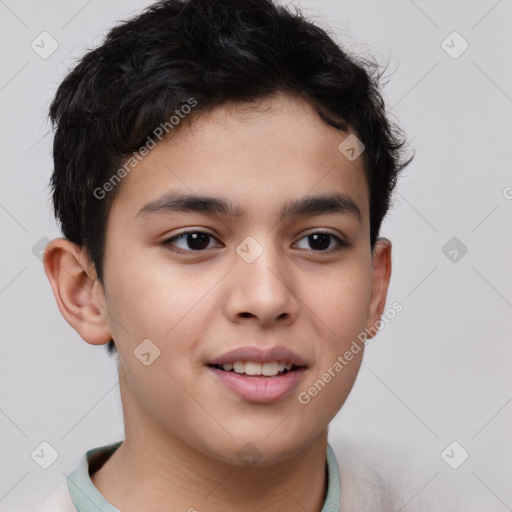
48, 0, 413, 355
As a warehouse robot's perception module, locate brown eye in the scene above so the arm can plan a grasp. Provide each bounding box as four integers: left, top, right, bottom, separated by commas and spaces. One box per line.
163, 231, 221, 253
294, 232, 349, 252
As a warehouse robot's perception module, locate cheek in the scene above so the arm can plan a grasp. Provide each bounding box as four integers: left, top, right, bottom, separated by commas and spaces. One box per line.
106, 264, 219, 447
303, 259, 372, 350
292, 261, 371, 422
119, 341, 230, 460
105, 253, 215, 344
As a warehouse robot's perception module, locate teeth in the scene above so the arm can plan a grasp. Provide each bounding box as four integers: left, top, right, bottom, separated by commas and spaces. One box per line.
245, 362, 262, 375
262, 362, 279, 376
233, 361, 245, 373
221, 360, 293, 376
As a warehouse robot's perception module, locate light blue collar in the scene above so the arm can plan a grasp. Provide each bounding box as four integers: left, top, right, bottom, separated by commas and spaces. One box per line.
67, 441, 341, 512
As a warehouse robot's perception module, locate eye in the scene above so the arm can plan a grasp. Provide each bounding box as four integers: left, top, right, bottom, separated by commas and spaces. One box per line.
294, 231, 349, 252
162, 229, 350, 255
162, 230, 222, 253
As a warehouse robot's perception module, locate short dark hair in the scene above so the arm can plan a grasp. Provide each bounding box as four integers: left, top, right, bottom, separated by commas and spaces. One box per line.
48, 0, 413, 356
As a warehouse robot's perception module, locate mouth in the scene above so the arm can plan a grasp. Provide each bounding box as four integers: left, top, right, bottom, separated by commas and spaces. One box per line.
205, 347, 309, 403
207, 361, 305, 377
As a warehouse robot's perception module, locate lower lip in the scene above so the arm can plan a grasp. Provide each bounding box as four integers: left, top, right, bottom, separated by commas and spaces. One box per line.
206, 367, 307, 403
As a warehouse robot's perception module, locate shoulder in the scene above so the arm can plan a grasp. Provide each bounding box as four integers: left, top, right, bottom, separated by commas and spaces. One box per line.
11, 481, 76, 512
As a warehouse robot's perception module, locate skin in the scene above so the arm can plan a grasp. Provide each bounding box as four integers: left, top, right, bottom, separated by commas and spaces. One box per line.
44, 91, 392, 512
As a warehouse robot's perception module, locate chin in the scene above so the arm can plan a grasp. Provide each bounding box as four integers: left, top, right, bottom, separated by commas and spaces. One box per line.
202, 432, 315, 468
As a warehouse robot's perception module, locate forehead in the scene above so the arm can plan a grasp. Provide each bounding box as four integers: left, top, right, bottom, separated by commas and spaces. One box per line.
108, 92, 369, 228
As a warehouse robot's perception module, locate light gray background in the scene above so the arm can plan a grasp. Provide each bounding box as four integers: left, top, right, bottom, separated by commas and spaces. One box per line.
1, 0, 511, 510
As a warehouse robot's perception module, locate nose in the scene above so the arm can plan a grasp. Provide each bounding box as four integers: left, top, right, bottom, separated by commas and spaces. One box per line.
224, 239, 300, 327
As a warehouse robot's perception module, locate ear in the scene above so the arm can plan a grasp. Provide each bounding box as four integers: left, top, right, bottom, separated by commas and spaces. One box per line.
365, 237, 392, 340
43, 238, 112, 345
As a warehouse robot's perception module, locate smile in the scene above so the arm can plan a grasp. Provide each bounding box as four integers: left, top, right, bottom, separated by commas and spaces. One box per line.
205, 345, 309, 403
209, 360, 300, 377
206, 362, 307, 403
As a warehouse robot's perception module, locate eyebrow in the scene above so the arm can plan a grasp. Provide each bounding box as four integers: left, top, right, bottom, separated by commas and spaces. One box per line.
136, 191, 362, 223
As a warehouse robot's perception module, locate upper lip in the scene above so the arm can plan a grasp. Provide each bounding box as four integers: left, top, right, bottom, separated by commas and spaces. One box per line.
207, 346, 308, 367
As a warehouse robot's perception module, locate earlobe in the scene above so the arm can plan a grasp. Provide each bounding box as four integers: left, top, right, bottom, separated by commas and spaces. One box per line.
43, 238, 112, 345
365, 237, 392, 340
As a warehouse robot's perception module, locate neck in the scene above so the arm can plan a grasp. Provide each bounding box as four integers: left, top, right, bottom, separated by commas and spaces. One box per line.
91, 369, 330, 512
92, 434, 328, 512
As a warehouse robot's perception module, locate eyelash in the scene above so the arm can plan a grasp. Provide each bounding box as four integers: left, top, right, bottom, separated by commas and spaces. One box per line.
162, 230, 350, 255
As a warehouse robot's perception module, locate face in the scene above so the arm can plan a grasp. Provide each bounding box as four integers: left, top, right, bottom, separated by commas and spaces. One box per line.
96, 92, 390, 465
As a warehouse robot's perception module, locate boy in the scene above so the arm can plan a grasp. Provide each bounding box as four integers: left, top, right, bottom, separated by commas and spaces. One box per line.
37, 0, 412, 510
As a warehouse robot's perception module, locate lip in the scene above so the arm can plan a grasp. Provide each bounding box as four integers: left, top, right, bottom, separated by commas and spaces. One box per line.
206, 366, 307, 403
207, 346, 308, 366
